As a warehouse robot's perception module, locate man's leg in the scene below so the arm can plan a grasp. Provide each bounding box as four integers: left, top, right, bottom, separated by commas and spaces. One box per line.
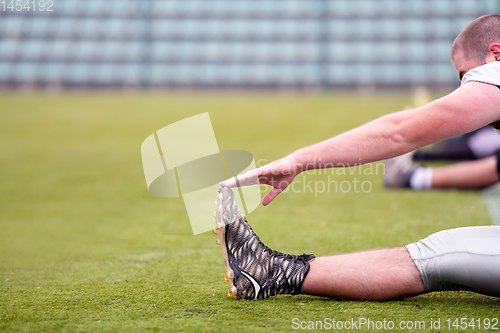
214, 187, 425, 300
385, 150, 500, 190
303, 247, 425, 300
304, 226, 500, 300
431, 155, 499, 189
214, 187, 500, 300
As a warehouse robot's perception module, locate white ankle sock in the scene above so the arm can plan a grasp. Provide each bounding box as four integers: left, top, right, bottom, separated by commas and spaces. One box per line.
409, 167, 434, 190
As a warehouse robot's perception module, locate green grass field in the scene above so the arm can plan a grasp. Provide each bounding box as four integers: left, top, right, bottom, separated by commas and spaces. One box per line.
1, 93, 499, 332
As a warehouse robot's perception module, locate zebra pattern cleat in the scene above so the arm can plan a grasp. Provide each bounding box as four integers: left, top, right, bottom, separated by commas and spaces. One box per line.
213, 186, 315, 300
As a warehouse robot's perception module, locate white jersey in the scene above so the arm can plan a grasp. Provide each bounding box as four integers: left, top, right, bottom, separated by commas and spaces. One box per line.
461, 60, 500, 86
461, 61, 500, 134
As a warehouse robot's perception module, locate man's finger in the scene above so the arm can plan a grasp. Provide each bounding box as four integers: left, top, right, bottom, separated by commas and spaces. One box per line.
262, 187, 282, 206
219, 177, 238, 188
220, 169, 260, 188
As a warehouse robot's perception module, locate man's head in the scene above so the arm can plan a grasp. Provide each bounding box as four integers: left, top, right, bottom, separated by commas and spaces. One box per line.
451, 14, 500, 80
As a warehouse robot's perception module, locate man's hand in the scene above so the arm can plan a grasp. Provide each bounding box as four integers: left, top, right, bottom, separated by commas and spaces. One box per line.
220, 155, 301, 206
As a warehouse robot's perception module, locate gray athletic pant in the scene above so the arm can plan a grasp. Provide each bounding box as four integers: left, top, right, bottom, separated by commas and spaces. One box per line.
406, 226, 500, 298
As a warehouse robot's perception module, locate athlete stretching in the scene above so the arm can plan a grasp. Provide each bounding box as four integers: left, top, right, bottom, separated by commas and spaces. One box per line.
214, 15, 500, 300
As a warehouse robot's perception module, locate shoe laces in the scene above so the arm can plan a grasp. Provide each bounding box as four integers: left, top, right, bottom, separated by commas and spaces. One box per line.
244, 222, 312, 264
262, 243, 311, 264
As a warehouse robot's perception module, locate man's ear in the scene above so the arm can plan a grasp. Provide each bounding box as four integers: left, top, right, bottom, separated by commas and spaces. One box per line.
488, 43, 500, 60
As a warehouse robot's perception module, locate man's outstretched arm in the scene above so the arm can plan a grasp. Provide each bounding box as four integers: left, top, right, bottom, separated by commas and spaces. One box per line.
221, 82, 500, 205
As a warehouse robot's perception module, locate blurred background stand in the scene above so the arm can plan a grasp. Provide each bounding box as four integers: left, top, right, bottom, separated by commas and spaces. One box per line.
0, 0, 498, 92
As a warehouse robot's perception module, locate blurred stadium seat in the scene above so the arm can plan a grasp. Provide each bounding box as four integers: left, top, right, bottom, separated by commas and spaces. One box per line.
0, 0, 498, 90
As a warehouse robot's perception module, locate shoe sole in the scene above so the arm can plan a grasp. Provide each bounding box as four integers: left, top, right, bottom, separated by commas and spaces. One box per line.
213, 187, 238, 299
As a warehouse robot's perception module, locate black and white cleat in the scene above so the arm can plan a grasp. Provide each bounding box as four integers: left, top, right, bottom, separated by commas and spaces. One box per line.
213, 186, 315, 300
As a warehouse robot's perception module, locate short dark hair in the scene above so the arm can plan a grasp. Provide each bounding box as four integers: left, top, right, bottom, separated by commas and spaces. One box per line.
451, 14, 500, 64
